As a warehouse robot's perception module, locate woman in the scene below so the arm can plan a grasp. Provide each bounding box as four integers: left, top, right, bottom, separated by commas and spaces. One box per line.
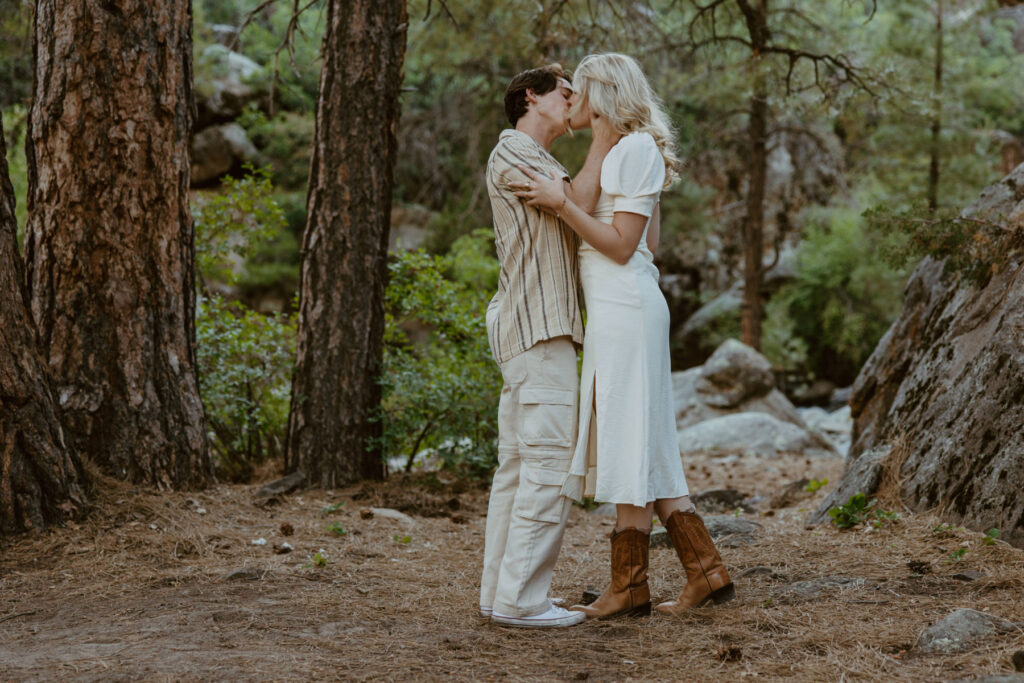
514, 53, 735, 619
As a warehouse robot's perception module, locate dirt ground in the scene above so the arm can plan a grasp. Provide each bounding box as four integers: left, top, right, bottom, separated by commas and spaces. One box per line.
1, 452, 1022, 682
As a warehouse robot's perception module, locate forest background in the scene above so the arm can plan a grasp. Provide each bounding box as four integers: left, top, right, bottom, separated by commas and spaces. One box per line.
2, 0, 1023, 484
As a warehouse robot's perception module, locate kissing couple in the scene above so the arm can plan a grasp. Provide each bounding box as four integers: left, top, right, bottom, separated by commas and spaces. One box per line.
479, 53, 736, 628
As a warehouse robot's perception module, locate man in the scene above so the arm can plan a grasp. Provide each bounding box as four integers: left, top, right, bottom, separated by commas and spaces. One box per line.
479, 64, 612, 628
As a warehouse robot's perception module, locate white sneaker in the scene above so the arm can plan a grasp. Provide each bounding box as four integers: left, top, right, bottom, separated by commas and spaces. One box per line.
480, 597, 562, 618
491, 603, 586, 628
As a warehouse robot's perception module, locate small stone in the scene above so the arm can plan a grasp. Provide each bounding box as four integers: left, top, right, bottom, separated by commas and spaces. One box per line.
768, 479, 814, 509
370, 507, 415, 525
737, 566, 786, 580
782, 576, 865, 600
915, 608, 1016, 654
225, 567, 263, 581
951, 570, 984, 582
250, 537, 267, 546
273, 542, 293, 555
359, 508, 374, 520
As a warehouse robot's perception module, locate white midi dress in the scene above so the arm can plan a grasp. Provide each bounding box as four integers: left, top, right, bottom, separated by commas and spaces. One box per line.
560, 132, 689, 508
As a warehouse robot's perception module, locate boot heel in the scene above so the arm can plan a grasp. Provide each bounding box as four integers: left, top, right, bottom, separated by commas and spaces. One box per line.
626, 602, 651, 617
710, 583, 736, 604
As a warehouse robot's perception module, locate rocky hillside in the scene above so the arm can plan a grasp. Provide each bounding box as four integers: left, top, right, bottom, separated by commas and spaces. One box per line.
811, 163, 1024, 546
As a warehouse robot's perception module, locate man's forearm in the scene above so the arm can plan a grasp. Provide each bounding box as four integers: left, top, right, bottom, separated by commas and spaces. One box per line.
565, 138, 614, 214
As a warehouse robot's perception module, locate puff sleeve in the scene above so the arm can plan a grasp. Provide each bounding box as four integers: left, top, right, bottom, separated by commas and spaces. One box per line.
600, 132, 665, 218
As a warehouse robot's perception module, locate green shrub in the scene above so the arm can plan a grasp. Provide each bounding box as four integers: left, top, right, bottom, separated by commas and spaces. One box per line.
379, 235, 502, 478
193, 167, 296, 480
196, 295, 295, 481
764, 206, 907, 385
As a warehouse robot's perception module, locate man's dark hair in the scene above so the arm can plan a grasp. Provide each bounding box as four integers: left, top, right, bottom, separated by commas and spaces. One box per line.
504, 63, 571, 126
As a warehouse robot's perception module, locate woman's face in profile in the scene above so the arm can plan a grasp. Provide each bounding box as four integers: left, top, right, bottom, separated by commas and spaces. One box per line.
567, 90, 591, 131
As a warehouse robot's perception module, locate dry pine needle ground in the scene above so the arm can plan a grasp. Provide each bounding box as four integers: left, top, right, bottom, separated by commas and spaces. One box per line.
1, 452, 1022, 682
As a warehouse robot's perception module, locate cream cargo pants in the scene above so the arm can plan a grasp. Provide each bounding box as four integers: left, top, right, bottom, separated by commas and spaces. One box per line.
480, 336, 578, 617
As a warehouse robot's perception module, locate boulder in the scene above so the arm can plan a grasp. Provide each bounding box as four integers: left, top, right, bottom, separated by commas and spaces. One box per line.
697, 339, 775, 407
672, 289, 741, 368
674, 366, 806, 432
806, 445, 889, 525
679, 412, 836, 460
191, 123, 259, 186
195, 45, 263, 127
839, 163, 1024, 546
915, 608, 1018, 654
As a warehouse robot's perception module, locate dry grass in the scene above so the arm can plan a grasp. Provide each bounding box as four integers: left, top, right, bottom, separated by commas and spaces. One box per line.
1, 452, 1022, 682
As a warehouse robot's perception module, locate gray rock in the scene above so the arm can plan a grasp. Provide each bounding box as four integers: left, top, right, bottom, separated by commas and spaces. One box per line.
209, 23, 240, 47
677, 290, 742, 346
679, 412, 836, 459
916, 608, 1017, 654
841, 163, 1024, 547
806, 445, 890, 525
650, 515, 763, 549
828, 385, 852, 411
782, 576, 865, 600
370, 507, 416, 525
691, 488, 750, 513
224, 567, 265, 581
674, 367, 809, 432
589, 503, 617, 517
195, 45, 263, 127
951, 571, 985, 582
697, 339, 775, 408
191, 123, 259, 185
255, 470, 306, 498
768, 479, 814, 509
737, 566, 787, 580
704, 516, 763, 542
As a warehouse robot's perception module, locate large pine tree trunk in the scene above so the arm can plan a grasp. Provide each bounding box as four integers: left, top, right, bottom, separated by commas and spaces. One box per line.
24, 0, 209, 488
286, 0, 408, 488
738, 0, 769, 351
0, 111, 87, 536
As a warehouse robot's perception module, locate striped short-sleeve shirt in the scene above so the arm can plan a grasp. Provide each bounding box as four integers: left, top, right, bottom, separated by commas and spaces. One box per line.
485, 129, 584, 364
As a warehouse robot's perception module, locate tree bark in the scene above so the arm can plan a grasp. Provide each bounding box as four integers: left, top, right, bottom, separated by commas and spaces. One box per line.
286, 0, 408, 488
0, 110, 87, 536
738, 0, 769, 350
24, 0, 209, 489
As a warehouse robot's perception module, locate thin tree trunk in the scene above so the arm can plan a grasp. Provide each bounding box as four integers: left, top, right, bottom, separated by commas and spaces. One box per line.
738, 0, 769, 350
0, 111, 87, 536
286, 0, 408, 488
24, 0, 209, 489
927, 0, 943, 211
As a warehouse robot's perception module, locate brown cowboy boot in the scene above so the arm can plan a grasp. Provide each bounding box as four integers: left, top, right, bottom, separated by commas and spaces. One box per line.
655, 509, 735, 615
571, 527, 652, 619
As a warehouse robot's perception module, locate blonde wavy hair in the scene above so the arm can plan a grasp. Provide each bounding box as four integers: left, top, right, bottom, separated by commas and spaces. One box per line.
570, 53, 680, 188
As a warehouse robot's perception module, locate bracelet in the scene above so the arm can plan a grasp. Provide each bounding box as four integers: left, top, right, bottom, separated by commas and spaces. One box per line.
556, 195, 568, 218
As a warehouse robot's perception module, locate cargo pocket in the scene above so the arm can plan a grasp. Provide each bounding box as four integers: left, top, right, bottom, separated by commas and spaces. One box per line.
513, 465, 570, 523
518, 386, 575, 449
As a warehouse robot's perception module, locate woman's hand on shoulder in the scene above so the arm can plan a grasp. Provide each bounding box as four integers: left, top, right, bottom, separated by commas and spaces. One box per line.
511, 165, 567, 214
